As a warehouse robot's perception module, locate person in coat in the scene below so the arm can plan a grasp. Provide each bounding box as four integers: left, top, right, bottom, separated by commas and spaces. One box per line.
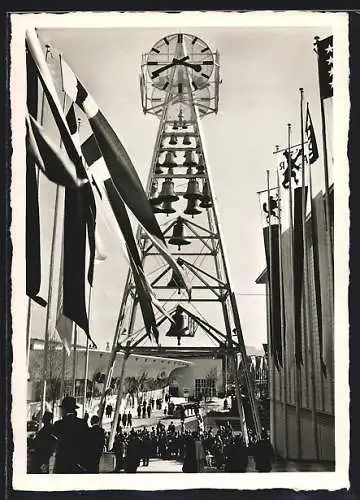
29, 411, 57, 473
127, 411, 132, 428
112, 430, 125, 472
87, 415, 105, 473
253, 431, 274, 472
121, 412, 127, 428
52, 396, 91, 474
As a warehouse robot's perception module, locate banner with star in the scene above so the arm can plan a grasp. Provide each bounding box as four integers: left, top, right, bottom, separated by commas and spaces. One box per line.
316, 35, 333, 100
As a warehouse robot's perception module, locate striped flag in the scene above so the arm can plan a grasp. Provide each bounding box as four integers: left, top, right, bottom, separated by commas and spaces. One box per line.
59, 55, 189, 295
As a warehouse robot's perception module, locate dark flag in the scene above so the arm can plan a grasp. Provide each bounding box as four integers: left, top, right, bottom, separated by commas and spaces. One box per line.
305, 104, 319, 164
293, 186, 308, 367
316, 35, 333, 100
26, 48, 45, 306
260, 190, 282, 369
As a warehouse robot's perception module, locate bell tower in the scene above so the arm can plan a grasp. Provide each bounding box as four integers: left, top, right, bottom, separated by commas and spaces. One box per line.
103, 33, 261, 445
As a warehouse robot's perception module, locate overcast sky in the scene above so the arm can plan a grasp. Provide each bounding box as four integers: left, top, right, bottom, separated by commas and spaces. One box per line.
23, 14, 336, 352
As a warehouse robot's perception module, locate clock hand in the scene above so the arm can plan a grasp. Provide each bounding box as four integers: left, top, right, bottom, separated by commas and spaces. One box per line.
180, 61, 202, 72
151, 56, 189, 78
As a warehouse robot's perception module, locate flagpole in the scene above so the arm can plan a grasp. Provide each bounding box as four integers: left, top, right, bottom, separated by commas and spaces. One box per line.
266, 169, 277, 447
300, 88, 319, 460
314, 36, 334, 273
59, 345, 66, 401
82, 287, 93, 417
108, 348, 130, 451
287, 123, 302, 460
276, 164, 288, 459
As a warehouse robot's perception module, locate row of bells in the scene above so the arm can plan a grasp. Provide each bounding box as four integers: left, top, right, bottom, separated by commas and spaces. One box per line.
154, 151, 205, 175
149, 178, 212, 216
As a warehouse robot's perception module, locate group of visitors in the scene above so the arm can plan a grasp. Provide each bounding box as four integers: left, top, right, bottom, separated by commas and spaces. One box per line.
201, 421, 273, 472
28, 395, 273, 474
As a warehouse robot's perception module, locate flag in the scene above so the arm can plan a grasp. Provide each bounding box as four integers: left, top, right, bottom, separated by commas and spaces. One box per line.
55, 243, 74, 355
25, 29, 97, 337
259, 188, 282, 369
316, 35, 333, 100
26, 113, 86, 189
305, 104, 319, 164
26, 48, 45, 305
293, 186, 308, 367
59, 56, 189, 295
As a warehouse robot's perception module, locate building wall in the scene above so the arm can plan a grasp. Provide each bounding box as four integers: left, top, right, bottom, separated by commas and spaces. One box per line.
169, 358, 223, 398
260, 199, 335, 463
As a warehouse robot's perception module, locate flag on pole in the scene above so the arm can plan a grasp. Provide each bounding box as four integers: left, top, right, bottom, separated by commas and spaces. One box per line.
59, 56, 189, 295
305, 104, 319, 164
276, 146, 307, 367
259, 188, 282, 369
25, 29, 98, 337
316, 35, 333, 100
26, 48, 44, 305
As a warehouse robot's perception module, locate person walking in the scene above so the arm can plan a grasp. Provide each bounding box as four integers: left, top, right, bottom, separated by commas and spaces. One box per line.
121, 412, 127, 428
142, 405, 146, 419
88, 415, 105, 473
137, 404, 141, 418
147, 404, 151, 419
127, 411, 132, 428
52, 396, 90, 474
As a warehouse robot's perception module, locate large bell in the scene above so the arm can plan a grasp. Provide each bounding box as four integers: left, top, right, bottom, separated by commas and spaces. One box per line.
157, 179, 179, 203
165, 307, 189, 345
172, 120, 179, 130
199, 181, 212, 208
183, 134, 191, 146
183, 150, 197, 169
161, 201, 176, 215
169, 134, 178, 146
197, 154, 206, 174
168, 218, 191, 250
184, 198, 202, 217
183, 179, 203, 200
154, 162, 164, 175
162, 151, 177, 170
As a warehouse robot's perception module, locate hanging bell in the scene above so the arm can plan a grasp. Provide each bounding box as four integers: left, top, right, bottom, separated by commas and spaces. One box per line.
172, 121, 179, 130
149, 180, 162, 206
183, 150, 198, 170
162, 151, 177, 171
168, 218, 191, 250
154, 162, 164, 175
183, 179, 203, 200
196, 154, 206, 175
161, 200, 176, 215
199, 181, 212, 208
183, 134, 191, 146
165, 307, 189, 345
169, 134, 178, 146
157, 179, 179, 203
177, 109, 187, 130
184, 198, 202, 217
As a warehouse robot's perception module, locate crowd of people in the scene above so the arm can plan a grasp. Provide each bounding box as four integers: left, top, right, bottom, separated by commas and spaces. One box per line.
28, 395, 274, 474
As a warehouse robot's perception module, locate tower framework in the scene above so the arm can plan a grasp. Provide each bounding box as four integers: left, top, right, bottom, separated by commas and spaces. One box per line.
101, 33, 261, 446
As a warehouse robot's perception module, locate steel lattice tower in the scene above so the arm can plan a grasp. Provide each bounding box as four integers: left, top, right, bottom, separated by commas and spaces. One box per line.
102, 33, 261, 444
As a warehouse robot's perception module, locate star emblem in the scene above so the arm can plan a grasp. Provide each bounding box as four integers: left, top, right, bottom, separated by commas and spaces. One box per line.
325, 44, 333, 54
327, 55, 333, 65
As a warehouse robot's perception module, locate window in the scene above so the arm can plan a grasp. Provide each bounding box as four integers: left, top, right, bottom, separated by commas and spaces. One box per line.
195, 378, 216, 398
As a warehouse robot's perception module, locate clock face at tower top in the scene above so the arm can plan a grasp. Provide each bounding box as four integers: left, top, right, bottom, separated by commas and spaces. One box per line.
146, 33, 215, 91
